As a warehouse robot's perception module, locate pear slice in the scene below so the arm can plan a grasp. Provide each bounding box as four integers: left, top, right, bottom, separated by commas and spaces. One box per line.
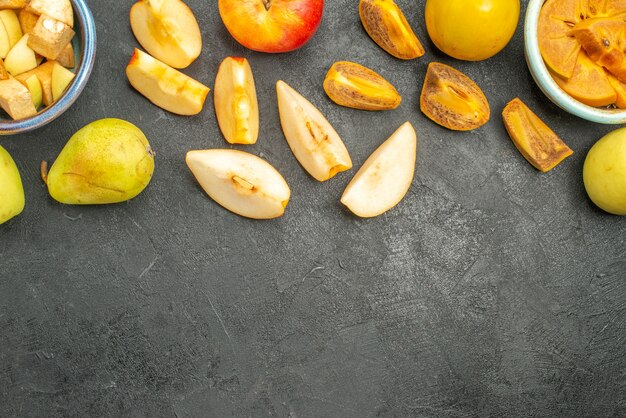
186, 149, 290, 220
0, 10, 22, 48
51, 62, 74, 102
214, 57, 259, 145
276, 80, 352, 182
341, 122, 417, 218
15, 60, 54, 106
130, 0, 202, 69
126, 49, 209, 115
3, 34, 36, 76
0, 144, 25, 225
23, 74, 42, 108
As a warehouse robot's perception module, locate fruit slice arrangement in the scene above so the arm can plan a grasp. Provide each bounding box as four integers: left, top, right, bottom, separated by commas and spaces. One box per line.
539, 0, 626, 108
0, 0, 77, 120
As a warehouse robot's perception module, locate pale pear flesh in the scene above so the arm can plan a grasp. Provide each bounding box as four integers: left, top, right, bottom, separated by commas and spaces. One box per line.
46, 119, 155, 205
341, 121, 417, 218
186, 149, 290, 220
276, 80, 352, 182
0, 144, 25, 224
130, 0, 202, 69
214, 57, 259, 145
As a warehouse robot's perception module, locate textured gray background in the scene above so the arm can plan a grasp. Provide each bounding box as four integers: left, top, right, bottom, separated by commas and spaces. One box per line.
1, 0, 625, 416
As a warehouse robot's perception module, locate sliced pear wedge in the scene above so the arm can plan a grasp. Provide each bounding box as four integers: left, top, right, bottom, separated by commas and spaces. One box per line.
276, 80, 352, 182
186, 149, 290, 220
214, 57, 259, 145
341, 122, 417, 218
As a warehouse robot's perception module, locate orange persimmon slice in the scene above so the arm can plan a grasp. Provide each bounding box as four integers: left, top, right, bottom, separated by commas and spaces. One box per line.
502, 98, 573, 172
552, 51, 617, 106
607, 72, 626, 108
420, 62, 490, 131
538, 0, 583, 79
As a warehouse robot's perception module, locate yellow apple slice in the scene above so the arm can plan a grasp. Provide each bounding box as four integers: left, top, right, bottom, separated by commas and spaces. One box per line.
0, 76, 37, 119
214, 57, 259, 145
276, 80, 352, 182
126, 49, 210, 115
16, 61, 54, 106
341, 122, 417, 218
130, 0, 202, 69
51, 62, 74, 102
186, 149, 290, 219
0, 22, 10, 59
4, 34, 37, 76
26, 0, 73, 28
22, 74, 42, 108
0, 10, 22, 48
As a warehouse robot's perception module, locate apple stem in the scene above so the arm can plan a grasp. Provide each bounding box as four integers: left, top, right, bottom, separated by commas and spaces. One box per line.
262, 0, 271, 10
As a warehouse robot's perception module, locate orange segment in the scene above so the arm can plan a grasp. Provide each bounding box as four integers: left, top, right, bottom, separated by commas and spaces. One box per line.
552, 51, 617, 106
538, 0, 583, 79
502, 98, 573, 172
572, 17, 626, 82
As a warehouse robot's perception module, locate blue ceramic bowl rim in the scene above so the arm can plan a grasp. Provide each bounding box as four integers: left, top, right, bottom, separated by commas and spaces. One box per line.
525, 0, 626, 124
0, 0, 96, 135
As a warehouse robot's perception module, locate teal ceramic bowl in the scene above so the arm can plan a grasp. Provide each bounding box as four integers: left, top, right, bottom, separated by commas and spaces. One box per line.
525, 0, 626, 124
0, 0, 96, 135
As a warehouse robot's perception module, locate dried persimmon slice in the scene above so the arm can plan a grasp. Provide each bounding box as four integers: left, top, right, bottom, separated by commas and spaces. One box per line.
538, 0, 583, 79
502, 98, 573, 172
420, 62, 490, 131
552, 50, 617, 106
607, 72, 626, 108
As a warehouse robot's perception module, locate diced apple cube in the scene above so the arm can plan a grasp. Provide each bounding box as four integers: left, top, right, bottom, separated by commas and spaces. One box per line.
0, 10, 22, 47
0, 76, 37, 119
51, 62, 73, 101
4, 34, 37, 76
0, 0, 27, 9
16, 60, 54, 105
27, 14, 74, 60
22, 73, 42, 108
18, 9, 39, 35
26, 0, 73, 27
56, 42, 74, 68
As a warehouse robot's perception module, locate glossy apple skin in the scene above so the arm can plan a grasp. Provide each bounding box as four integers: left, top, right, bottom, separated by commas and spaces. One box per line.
218, 0, 323, 53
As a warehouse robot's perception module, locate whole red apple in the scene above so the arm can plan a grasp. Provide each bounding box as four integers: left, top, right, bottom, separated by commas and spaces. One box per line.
218, 0, 324, 53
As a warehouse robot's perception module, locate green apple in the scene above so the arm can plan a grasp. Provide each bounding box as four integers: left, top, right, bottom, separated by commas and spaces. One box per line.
583, 127, 626, 215
0, 144, 25, 224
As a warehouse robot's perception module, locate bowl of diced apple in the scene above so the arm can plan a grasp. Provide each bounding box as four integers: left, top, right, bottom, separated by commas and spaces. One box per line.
0, 0, 95, 135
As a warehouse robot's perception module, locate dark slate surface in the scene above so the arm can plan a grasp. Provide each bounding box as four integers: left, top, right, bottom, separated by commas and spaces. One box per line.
1, 0, 625, 416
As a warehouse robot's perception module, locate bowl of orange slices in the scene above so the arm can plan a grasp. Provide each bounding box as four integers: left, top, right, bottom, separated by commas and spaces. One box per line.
525, 0, 626, 124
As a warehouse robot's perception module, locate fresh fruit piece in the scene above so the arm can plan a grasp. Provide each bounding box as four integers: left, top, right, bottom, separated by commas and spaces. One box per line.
552, 51, 617, 107
0, 0, 27, 9
214, 57, 259, 145
0, 57, 8, 79
51, 61, 74, 101
186, 149, 290, 219
425, 0, 519, 61
0, 76, 36, 119
15, 60, 54, 105
18, 9, 39, 35
276, 80, 352, 182
126, 49, 210, 116
4, 34, 36, 75
218, 0, 323, 53
22, 73, 42, 107
359, 0, 424, 60
323, 61, 401, 111
538, 0, 582, 79
0, 145, 25, 225
502, 98, 573, 172
56, 42, 74, 68
129, 0, 202, 69
0, 9, 22, 47
583, 127, 626, 215
44, 119, 155, 205
341, 122, 416, 218
420, 62, 490, 131
27, 14, 75, 60
608, 72, 626, 108
0, 20, 10, 58
572, 17, 626, 83
26, 0, 73, 27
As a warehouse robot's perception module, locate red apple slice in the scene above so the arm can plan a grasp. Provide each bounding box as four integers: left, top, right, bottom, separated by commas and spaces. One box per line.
126, 49, 210, 115
341, 122, 416, 218
276, 80, 352, 182
130, 0, 202, 69
214, 57, 259, 145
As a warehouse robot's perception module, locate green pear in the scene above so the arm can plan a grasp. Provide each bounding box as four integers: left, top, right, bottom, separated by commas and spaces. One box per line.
45, 118, 155, 204
0, 144, 25, 224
